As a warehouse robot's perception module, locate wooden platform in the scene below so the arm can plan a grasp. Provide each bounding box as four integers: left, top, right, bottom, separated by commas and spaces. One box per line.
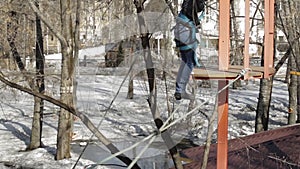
190, 65, 275, 80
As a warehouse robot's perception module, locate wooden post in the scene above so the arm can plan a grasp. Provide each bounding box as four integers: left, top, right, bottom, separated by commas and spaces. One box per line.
218, 0, 230, 71
244, 0, 250, 79
218, 0, 230, 169
217, 80, 229, 169
264, 0, 275, 78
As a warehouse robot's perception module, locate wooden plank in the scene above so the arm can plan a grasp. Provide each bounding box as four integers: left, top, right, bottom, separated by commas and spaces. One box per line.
192, 68, 237, 79
172, 66, 274, 80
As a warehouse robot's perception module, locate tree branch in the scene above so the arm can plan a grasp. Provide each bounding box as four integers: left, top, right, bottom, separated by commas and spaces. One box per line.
0, 73, 140, 169
27, 0, 67, 47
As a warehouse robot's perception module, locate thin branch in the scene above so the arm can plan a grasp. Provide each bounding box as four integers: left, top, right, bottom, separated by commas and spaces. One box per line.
27, 0, 67, 47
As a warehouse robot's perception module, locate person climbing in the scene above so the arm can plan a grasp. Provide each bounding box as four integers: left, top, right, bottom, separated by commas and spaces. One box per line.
174, 0, 206, 100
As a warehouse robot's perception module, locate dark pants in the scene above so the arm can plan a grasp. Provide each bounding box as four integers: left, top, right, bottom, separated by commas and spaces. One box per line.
175, 49, 196, 93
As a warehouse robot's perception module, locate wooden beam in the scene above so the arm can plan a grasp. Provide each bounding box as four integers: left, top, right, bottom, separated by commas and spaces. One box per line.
244, 0, 250, 79
218, 0, 230, 71
217, 0, 230, 168
217, 80, 229, 169
263, 0, 275, 78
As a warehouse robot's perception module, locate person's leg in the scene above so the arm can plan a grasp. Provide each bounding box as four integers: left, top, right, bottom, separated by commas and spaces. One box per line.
175, 49, 195, 100
175, 60, 187, 93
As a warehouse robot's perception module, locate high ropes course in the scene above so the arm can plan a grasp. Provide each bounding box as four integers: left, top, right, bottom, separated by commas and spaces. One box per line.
80, 0, 300, 169
181, 0, 276, 168
174, 0, 299, 168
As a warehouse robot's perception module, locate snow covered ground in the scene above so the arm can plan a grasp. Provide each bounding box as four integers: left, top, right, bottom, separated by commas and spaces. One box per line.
0, 49, 290, 168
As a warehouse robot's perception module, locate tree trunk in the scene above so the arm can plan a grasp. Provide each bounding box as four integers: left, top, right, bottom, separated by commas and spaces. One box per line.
255, 0, 277, 132
125, 0, 134, 99
134, 1, 183, 168
230, 0, 242, 89
280, 0, 300, 124
285, 53, 291, 83
7, 10, 35, 89
288, 54, 297, 124
255, 77, 273, 132
254, 39, 293, 130
28, 0, 45, 150
7, 7, 45, 150
297, 76, 300, 123
254, 38, 295, 132
255, 40, 274, 133
292, 44, 300, 123
26, 0, 140, 167
127, 37, 136, 99
56, 0, 74, 160
7, 11, 25, 71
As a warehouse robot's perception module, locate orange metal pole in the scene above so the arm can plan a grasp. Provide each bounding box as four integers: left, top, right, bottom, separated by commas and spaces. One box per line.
217, 80, 229, 169
244, 0, 250, 79
217, 0, 230, 168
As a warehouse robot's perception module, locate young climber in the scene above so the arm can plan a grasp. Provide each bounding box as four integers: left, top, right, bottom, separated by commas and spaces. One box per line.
174, 0, 206, 100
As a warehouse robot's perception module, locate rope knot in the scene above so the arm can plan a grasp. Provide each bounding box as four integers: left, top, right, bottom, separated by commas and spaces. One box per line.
239, 68, 251, 77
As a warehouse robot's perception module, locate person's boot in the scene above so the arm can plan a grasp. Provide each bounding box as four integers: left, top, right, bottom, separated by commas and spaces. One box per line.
174, 92, 182, 100
174, 92, 195, 100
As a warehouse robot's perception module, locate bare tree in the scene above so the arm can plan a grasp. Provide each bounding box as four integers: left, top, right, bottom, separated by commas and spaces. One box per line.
54, 0, 75, 159
7, 11, 26, 72
288, 52, 298, 124
255, 72, 273, 132
26, 0, 141, 167
255, 1, 274, 132
4, 1, 46, 149
125, 0, 135, 99
230, 0, 243, 89
278, 0, 300, 124
28, 0, 45, 150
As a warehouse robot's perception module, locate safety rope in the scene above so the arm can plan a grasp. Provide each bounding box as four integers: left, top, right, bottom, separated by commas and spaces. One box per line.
84, 133, 157, 169
73, 7, 176, 167
127, 135, 157, 169
84, 68, 251, 169
161, 68, 251, 132
72, 55, 138, 169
